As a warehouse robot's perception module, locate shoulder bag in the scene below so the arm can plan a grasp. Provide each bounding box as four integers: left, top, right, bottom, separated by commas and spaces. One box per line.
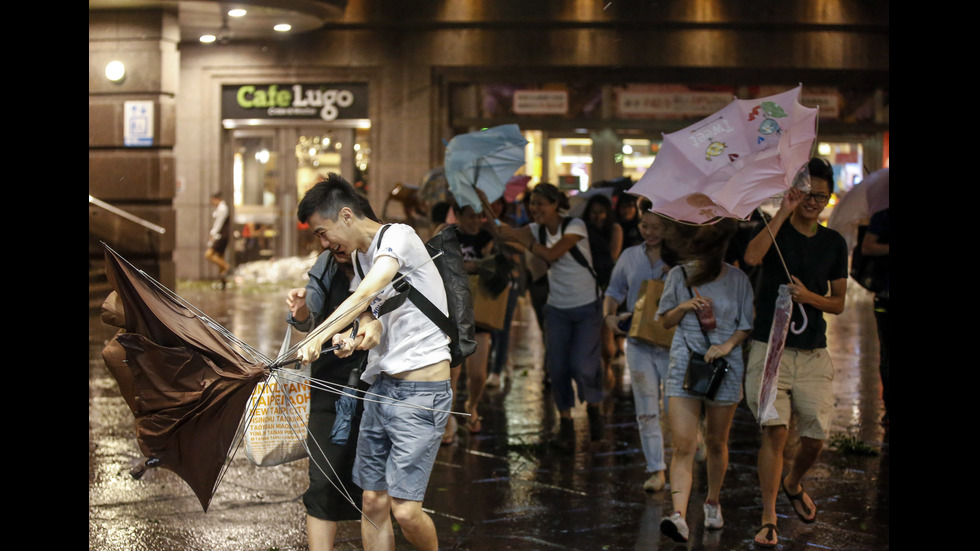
679, 268, 729, 400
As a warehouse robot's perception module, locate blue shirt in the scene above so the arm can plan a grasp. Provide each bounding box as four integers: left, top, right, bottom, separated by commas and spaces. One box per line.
604, 243, 669, 312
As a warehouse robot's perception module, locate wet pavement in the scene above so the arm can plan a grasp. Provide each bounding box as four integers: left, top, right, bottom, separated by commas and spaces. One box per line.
89, 266, 888, 550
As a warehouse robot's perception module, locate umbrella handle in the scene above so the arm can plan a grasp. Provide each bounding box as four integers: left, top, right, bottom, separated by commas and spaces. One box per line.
321, 318, 360, 353
272, 319, 360, 369
790, 304, 808, 334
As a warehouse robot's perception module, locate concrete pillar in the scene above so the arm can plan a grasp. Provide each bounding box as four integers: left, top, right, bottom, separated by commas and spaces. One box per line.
89, 9, 179, 289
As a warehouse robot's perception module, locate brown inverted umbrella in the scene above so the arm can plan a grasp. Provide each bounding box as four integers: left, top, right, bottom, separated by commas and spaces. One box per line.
100, 242, 463, 515
102, 244, 268, 512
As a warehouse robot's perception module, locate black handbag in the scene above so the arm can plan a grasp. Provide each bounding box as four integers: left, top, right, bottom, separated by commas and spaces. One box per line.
679, 268, 730, 400
683, 351, 730, 400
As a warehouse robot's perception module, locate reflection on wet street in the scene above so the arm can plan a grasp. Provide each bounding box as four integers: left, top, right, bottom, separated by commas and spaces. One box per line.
89, 273, 888, 550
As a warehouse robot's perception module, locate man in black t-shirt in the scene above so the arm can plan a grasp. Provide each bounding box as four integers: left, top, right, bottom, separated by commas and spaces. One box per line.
741, 158, 848, 548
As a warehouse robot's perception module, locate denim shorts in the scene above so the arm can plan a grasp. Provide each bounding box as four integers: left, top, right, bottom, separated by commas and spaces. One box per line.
352, 373, 452, 502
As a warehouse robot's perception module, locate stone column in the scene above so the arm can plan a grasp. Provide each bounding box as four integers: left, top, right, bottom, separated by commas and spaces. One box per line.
89, 9, 178, 289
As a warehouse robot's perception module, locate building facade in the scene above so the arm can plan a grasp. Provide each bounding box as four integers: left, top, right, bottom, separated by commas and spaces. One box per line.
89, 0, 889, 284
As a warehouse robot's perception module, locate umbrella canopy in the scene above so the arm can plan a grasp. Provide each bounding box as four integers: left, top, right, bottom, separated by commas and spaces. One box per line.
100, 243, 466, 514
827, 167, 889, 251
103, 244, 269, 512
444, 124, 528, 212
630, 85, 818, 224
503, 174, 531, 203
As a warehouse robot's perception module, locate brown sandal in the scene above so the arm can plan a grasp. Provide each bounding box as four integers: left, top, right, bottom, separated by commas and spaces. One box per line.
465, 415, 483, 434
782, 477, 817, 523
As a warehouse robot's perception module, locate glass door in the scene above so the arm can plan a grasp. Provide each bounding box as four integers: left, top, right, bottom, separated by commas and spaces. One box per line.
225, 124, 372, 263
229, 129, 282, 264
291, 126, 371, 256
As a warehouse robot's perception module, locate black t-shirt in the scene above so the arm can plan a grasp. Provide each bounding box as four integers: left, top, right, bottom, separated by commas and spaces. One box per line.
458, 228, 494, 261
867, 208, 890, 294
750, 222, 849, 349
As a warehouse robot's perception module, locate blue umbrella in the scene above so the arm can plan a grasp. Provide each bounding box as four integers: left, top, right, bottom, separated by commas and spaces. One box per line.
444, 124, 528, 213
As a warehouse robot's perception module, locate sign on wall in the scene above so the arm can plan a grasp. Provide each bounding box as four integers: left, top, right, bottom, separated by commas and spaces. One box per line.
513, 90, 569, 115
124, 101, 154, 146
222, 83, 369, 121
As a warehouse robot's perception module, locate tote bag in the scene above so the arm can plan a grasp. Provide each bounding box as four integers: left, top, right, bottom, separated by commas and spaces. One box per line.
243, 366, 311, 467
627, 279, 675, 348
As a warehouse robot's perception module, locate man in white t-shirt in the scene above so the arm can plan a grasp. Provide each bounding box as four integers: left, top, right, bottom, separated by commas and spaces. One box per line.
297, 174, 451, 551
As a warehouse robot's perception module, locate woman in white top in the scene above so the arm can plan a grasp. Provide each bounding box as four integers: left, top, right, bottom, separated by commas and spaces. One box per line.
498, 183, 606, 443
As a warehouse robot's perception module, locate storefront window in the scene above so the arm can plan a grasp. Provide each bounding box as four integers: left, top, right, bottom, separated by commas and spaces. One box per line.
550, 137, 592, 192
293, 128, 371, 255
817, 141, 864, 194
619, 138, 660, 182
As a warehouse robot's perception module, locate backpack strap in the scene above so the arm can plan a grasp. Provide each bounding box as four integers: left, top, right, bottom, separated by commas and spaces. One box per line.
357, 224, 456, 342
539, 217, 600, 298
354, 224, 392, 280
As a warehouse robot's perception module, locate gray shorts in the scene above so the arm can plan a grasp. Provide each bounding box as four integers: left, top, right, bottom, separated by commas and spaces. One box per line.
352, 373, 452, 502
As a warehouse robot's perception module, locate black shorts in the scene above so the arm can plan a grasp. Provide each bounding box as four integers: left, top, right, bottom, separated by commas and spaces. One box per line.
209, 236, 229, 254
303, 353, 368, 521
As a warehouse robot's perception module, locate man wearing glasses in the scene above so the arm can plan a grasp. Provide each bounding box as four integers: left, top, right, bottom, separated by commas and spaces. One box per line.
741, 158, 848, 548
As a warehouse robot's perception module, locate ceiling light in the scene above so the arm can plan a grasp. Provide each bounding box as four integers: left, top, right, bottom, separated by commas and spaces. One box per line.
228, 8, 246, 17
105, 60, 125, 82
274, 23, 292, 32
200, 34, 216, 43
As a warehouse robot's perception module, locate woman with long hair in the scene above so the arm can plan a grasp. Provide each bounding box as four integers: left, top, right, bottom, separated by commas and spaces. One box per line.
655, 218, 755, 543
582, 193, 624, 393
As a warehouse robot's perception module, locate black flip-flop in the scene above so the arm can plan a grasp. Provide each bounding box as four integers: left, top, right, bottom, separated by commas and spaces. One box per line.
782, 478, 816, 523
754, 523, 778, 548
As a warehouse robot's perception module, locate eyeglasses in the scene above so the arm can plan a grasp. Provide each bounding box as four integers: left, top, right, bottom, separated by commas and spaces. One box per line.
805, 192, 831, 204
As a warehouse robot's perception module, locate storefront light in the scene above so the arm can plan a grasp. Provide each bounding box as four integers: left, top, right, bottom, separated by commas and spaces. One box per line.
274, 23, 291, 32
228, 8, 246, 17
818, 142, 832, 156
105, 60, 126, 82
200, 34, 217, 44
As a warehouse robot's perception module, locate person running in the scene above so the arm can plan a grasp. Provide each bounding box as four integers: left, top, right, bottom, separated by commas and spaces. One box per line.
602, 201, 677, 492
296, 173, 452, 551
498, 183, 606, 444
205, 192, 231, 287
741, 158, 848, 548
656, 218, 754, 543
285, 186, 380, 551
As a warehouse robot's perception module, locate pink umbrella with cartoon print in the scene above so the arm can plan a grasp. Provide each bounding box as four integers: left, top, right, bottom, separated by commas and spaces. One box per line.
629, 85, 818, 225
629, 86, 818, 423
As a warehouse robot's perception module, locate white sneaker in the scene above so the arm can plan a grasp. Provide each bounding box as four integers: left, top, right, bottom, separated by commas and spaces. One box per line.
660, 512, 689, 542
703, 502, 724, 529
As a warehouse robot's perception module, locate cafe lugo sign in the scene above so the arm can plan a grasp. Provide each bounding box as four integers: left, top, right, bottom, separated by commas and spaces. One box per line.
222, 83, 368, 121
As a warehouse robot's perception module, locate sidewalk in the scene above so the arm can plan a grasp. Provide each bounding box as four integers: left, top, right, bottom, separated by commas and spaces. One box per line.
89, 277, 888, 550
